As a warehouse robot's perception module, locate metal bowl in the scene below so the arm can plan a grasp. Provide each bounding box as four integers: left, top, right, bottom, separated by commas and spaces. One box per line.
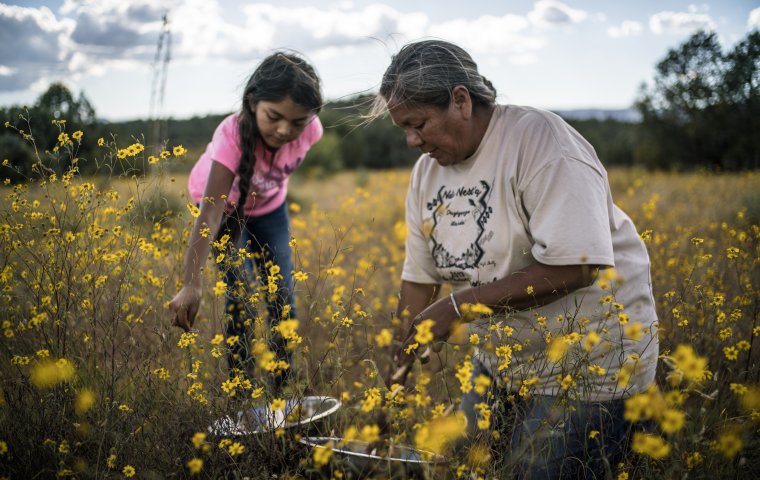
299, 436, 446, 479
209, 396, 341, 436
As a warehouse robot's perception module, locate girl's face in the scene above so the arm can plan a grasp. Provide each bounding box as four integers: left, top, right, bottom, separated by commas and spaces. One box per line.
251, 96, 316, 149
387, 90, 475, 167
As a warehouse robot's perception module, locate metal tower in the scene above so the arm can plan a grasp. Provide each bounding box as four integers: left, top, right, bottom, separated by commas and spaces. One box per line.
149, 12, 171, 155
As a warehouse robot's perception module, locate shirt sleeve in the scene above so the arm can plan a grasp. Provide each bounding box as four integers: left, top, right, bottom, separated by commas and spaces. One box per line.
521, 157, 615, 267
305, 116, 324, 147
209, 115, 242, 174
401, 167, 442, 284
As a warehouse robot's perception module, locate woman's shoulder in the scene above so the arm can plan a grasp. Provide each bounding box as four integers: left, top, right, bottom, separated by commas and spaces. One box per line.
501, 104, 566, 132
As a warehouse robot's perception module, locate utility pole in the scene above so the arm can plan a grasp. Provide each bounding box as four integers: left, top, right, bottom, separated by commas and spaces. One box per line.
149, 12, 171, 157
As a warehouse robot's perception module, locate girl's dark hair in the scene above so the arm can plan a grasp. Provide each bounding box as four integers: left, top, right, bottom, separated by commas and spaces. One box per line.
220, 52, 322, 242
373, 39, 496, 115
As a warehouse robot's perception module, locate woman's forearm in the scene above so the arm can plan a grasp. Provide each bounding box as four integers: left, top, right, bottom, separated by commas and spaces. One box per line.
452, 263, 600, 314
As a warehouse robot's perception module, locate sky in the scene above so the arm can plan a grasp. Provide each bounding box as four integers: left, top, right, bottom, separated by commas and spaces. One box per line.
1, 0, 759, 121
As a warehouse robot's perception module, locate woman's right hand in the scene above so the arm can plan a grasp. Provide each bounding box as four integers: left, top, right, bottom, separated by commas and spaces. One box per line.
169, 285, 203, 332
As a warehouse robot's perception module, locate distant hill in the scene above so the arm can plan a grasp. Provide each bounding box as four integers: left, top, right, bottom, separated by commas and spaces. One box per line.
553, 108, 641, 123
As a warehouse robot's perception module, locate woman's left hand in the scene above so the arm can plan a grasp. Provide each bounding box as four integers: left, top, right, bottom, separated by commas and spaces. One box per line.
395, 294, 461, 367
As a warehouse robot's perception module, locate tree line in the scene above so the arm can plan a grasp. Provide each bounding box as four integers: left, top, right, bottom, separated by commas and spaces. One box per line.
1, 30, 757, 182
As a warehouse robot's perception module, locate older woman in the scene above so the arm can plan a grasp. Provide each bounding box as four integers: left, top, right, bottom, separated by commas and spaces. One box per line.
377, 39, 658, 479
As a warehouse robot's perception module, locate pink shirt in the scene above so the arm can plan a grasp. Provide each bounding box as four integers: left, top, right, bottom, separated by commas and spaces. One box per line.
188, 113, 323, 216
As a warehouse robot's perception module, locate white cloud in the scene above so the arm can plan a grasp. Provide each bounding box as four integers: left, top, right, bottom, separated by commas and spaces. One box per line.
0, 1, 554, 94
0, 4, 75, 90
509, 53, 539, 65
528, 0, 588, 27
607, 20, 642, 38
649, 10, 716, 35
428, 14, 543, 54
749, 7, 760, 29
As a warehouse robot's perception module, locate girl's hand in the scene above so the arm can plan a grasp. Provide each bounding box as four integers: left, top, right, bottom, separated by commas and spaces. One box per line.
395, 294, 461, 368
169, 285, 203, 332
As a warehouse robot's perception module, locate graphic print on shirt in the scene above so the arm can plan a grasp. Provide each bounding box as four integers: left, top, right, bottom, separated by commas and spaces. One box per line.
250, 156, 304, 193
426, 180, 493, 277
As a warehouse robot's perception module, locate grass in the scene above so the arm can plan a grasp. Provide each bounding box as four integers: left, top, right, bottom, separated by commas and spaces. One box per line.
0, 125, 758, 479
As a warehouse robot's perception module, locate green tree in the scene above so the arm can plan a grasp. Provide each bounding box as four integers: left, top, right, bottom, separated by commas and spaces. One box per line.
636, 30, 759, 170
1, 82, 104, 179
300, 130, 344, 176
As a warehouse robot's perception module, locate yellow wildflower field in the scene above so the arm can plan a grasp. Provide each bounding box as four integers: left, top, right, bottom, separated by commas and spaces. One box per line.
0, 126, 758, 478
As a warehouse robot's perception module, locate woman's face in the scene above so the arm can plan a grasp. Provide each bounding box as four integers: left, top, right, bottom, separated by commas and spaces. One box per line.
387, 93, 475, 167
251, 96, 316, 149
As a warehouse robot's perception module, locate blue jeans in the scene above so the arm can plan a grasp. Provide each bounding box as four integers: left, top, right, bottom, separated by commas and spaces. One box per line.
461, 359, 634, 479
221, 202, 295, 389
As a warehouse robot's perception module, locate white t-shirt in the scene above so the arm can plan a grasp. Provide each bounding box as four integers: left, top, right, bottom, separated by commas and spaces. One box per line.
403, 105, 658, 401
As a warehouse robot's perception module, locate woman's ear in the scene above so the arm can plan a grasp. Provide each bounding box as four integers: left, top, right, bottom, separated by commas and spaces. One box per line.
451, 85, 473, 120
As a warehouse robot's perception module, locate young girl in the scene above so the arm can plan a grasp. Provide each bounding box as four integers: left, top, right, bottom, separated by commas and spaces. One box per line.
169, 52, 323, 390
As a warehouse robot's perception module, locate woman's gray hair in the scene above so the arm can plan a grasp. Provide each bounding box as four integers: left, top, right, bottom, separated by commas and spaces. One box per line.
373, 39, 497, 115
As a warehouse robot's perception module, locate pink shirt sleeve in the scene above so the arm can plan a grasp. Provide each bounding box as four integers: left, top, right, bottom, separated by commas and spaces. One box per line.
209, 114, 243, 175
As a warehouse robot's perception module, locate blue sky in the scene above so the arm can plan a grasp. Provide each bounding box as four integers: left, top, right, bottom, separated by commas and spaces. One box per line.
1, 0, 758, 120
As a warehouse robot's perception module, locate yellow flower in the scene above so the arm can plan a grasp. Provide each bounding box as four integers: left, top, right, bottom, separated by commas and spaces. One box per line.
659, 408, 685, 434
723, 346, 738, 361
186, 458, 203, 475
30, 358, 75, 389
526, 285, 534, 295
313, 441, 333, 466
670, 344, 709, 383
271, 398, 286, 411
122, 465, 136, 477
359, 424, 380, 444
177, 332, 198, 348
361, 388, 382, 413
0, 440, 7, 455
583, 331, 601, 351
475, 402, 491, 430
474, 374, 491, 395
213, 280, 227, 296
715, 431, 742, 459
228, 442, 245, 456
455, 357, 473, 393
75, 389, 96, 415
632, 432, 670, 459
414, 319, 435, 345
187, 203, 200, 218
374, 328, 393, 347
729, 383, 747, 395
293, 270, 309, 281
560, 374, 575, 390
191, 432, 206, 449
469, 333, 480, 345
547, 337, 569, 363
173, 145, 187, 156
624, 322, 644, 341
71, 130, 83, 141
414, 412, 467, 454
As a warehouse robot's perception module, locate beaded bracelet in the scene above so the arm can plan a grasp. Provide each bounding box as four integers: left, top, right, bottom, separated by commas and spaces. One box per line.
449, 292, 462, 318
